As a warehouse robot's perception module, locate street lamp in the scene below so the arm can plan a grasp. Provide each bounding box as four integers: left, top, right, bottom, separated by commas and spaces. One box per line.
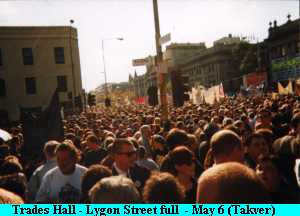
101, 37, 124, 102
69, 19, 77, 111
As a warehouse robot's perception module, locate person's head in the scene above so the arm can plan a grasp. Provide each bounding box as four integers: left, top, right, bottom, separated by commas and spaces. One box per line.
234, 120, 245, 133
210, 130, 243, 164
151, 134, 167, 150
143, 172, 185, 203
112, 138, 137, 172
0, 144, 10, 161
166, 128, 189, 150
0, 155, 23, 175
127, 137, 139, 149
0, 188, 24, 204
291, 112, 300, 135
153, 117, 161, 126
86, 135, 99, 149
125, 128, 133, 137
65, 133, 76, 143
256, 155, 282, 192
197, 162, 270, 203
187, 134, 198, 153
140, 125, 152, 138
133, 131, 142, 140
258, 109, 272, 125
245, 133, 269, 163
89, 176, 140, 203
81, 165, 112, 203
138, 146, 147, 160
103, 136, 115, 150
43, 140, 60, 160
222, 117, 234, 128
203, 122, 220, 142
55, 142, 80, 175
256, 128, 274, 152
162, 146, 195, 178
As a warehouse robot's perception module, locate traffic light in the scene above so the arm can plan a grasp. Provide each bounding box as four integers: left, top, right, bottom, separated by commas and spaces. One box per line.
88, 93, 96, 106
105, 97, 111, 107
147, 86, 158, 106
171, 70, 190, 107
182, 75, 190, 102
74, 95, 82, 109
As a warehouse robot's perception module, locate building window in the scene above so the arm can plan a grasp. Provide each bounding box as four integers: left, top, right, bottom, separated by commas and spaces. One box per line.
54, 47, 65, 64
22, 48, 34, 65
0, 48, 2, 66
0, 79, 6, 97
25, 77, 37, 95
57, 76, 68, 92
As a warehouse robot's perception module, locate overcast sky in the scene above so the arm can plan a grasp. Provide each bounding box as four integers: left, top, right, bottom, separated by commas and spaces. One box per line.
0, 0, 299, 91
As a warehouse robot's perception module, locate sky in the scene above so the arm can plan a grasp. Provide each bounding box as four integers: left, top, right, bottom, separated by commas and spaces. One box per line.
0, 0, 299, 91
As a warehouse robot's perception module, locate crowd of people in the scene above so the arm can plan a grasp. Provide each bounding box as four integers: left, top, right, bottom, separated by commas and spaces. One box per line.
1, 93, 300, 203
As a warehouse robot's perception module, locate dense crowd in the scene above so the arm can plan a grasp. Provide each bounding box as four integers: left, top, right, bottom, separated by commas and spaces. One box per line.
1, 94, 300, 203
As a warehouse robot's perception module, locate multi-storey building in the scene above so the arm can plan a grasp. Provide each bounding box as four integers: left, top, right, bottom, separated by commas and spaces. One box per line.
131, 44, 207, 99
0, 26, 83, 122
178, 36, 243, 93
133, 71, 147, 97
265, 17, 300, 82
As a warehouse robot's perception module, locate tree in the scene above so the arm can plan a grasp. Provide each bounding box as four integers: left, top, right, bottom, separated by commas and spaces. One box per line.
232, 42, 258, 74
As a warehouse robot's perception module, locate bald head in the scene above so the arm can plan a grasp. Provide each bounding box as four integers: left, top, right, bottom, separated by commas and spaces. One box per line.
210, 130, 243, 164
197, 162, 270, 203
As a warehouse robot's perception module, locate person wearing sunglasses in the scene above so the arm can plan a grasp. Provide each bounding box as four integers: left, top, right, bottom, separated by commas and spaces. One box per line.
111, 138, 150, 191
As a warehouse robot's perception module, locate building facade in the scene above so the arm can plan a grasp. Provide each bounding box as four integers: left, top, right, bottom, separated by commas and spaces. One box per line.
130, 44, 207, 100
133, 71, 147, 97
163, 42, 207, 67
179, 40, 243, 93
266, 17, 300, 82
0, 26, 83, 122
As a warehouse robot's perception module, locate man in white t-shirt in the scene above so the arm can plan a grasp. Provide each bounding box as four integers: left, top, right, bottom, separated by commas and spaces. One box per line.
35, 141, 87, 203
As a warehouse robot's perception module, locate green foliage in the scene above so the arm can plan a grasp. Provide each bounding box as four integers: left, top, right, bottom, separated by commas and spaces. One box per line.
271, 57, 300, 72
231, 42, 258, 74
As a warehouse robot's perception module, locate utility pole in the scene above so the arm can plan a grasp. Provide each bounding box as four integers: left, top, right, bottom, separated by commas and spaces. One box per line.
101, 38, 123, 105
101, 40, 108, 100
153, 0, 168, 121
298, 0, 300, 54
69, 20, 77, 111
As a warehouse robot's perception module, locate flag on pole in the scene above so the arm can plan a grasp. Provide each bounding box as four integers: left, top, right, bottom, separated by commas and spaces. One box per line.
278, 81, 293, 95
20, 88, 64, 153
286, 81, 293, 94
219, 83, 225, 97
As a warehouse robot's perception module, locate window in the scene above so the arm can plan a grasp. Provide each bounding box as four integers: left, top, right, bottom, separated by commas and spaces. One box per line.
22, 48, 34, 65
54, 47, 65, 64
57, 76, 68, 92
25, 77, 37, 95
0, 48, 2, 66
0, 79, 6, 97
